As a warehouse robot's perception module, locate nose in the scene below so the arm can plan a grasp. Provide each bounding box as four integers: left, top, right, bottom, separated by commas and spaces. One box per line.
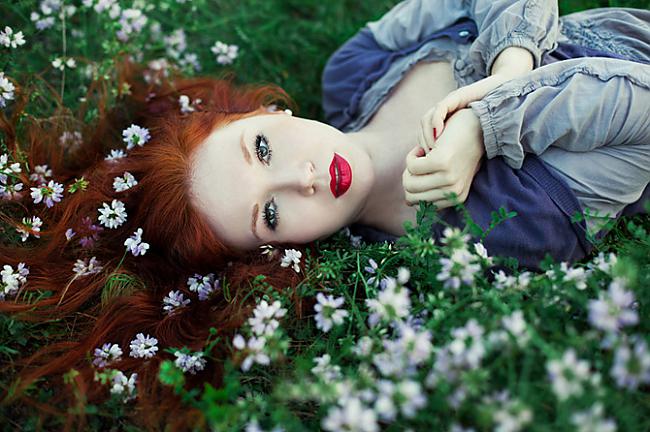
272, 161, 316, 196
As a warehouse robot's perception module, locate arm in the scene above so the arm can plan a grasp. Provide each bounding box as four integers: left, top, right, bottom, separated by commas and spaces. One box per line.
367, 0, 559, 76
468, 57, 650, 169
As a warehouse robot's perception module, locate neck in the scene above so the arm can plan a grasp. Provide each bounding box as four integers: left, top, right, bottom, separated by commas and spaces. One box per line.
345, 129, 407, 230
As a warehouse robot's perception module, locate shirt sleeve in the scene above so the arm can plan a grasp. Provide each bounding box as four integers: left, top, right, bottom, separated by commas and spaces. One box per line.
366, 0, 560, 75
468, 57, 650, 169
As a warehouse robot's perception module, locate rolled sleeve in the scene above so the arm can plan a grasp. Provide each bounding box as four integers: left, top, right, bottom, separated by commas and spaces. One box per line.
469, 58, 650, 169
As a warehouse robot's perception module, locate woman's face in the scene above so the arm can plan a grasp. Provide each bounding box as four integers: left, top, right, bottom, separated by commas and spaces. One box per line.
190, 113, 374, 251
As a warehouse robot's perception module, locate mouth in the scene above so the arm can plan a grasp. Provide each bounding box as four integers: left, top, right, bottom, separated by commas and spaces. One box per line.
329, 153, 352, 198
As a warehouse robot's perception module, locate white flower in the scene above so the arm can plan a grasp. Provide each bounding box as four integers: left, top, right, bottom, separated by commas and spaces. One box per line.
588, 278, 638, 333
108, 370, 137, 402
51, 57, 76, 71
116, 8, 148, 42
174, 351, 207, 374
1, 262, 29, 300
93, 343, 123, 368
186, 272, 220, 300
311, 353, 342, 381
314, 292, 349, 332
436, 248, 481, 291
571, 403, 617, 432
65, 228, 76, 241
441, 226, 471, 249
492, 270, 532, 291
211, 40, 239, 65
105, 149, 127, 161
546, 349, 591, 401
248, 299, 287, 337
364, 258, 379, 286
30, 180, 64, 208
449, 319, 486, 369
501, 310, 529, 346
129, 333, 159, 359
559, 262, 587, 290
610, 337, 650, 390
113, 171, 138, 192
587, 252, 618, 275
98, 199, 127, 229
29, 164, 53, 184
162, 290, 191, 315
16, 216, 43, 242
376, 379, 426, 419
164, 29, 187, 59
124, 228, 150, 256
59, 131, 82, 150
0, 27, 26, 49
31, 11, 56, 30
365, 277, 411, 327
72, 256, 103, 277
486, 391, 533, 432
0, 180, 24, 200
232, 334, 270, 372
122, 124, 151, 150
280, 249, 302, 273
0, 72, 15, 108
321, 397, 378, 432
178, 94, 202, 113
396, 266, 410, 285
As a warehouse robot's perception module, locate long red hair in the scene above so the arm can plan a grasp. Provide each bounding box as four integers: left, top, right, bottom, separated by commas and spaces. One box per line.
0, 59, 307, 430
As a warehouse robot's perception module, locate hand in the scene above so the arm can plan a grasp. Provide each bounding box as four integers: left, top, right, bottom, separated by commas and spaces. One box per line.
403, 108, 485, 209
417, 47, 534, 153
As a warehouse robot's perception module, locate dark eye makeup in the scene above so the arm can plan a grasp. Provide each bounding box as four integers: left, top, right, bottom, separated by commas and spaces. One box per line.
254, 133, 280, 231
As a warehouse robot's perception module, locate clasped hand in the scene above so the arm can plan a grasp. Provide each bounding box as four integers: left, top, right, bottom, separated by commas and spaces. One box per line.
402, 108, 485, 209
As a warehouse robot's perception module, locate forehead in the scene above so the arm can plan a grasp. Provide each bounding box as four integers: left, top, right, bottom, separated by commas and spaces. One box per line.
189, 116, 262, 250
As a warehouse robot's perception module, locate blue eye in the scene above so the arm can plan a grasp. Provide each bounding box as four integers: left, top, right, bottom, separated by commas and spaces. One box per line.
263, 198, 279, 231
255, 134, 272, 164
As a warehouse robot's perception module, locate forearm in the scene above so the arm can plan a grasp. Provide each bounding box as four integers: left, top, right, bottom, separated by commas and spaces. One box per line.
469, 58, 650, 169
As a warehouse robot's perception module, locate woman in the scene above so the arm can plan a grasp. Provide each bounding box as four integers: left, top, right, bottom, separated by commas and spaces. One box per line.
1, 0, 648, 429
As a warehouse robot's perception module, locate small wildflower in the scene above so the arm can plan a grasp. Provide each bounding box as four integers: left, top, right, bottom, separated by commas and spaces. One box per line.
588, 278, 638, 333
546, 349, 591, 401
122, 124, 151, 150
113, 171, 138, 192
67, 177, 89, 194
502, 310, 530, 346
232, 334, 270, 371
311, 353, 342, 381
211, 40, 239, 65
72, 256, 103, 277
187, 272, 220, 300
0, 262, 29, 300
0, 27, 26, 49
436, 248, 481, 291
59, 131, 82, 150
314, 292, 349, 332
65, 228, 76, 241
0, 180, 24, 200
97, 199, 127, 229
108, 370, 137, 402
492, 270, 532, 291
29, 165, 53, 185
248, 299, 287, 337
116, 8, 148, 42
559, 262, 587, 290
174, 351, 207, 374
0, 72, 15, 108
364, 258, 379, 286
610, 336, 650, 390
162, 290, 191, 315
441, 226, 471, 249
280, 249, 301, 273
105, 149, 127, 161
30, 180, 64, 208
78, 216, 104, 248
93, 343, 123, 368
571, 403, 617, 432
178, 94, 202, 113
129, 333, 159, 359
16, 216, 43, 242
124, 228, 150, 256
51, 57, 77, 70
321, 397, 378, 432
366, 277, 411, 327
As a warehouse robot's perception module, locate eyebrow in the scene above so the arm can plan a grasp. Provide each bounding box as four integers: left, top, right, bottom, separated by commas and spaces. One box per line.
241, 130, 261, 241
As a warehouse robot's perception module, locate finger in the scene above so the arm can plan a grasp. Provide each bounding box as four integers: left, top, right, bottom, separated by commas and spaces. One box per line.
416, 123, 431, 155
404, 188, 454, 206
406, 146, 447, 175
433, 91, 464, 139
419, 114, 436, 153
403, 170, 453, 194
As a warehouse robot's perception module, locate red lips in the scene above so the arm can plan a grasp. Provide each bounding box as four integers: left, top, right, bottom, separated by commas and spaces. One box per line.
329, 153, 352, 198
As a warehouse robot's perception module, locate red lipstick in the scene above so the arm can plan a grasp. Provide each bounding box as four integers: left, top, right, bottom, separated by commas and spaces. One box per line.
329, 153, 352, 198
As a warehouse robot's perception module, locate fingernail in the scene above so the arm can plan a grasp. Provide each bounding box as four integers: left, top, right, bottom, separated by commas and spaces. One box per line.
433, 128, 438, 140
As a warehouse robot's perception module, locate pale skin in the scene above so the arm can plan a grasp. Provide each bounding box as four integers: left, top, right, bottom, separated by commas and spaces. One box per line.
190, 47, 533, 252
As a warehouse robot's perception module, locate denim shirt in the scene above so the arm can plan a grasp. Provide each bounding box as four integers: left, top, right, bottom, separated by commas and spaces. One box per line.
321, 1, 650, 270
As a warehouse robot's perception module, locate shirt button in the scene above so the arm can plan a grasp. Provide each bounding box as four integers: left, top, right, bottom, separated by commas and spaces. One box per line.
458, 30, 470, 38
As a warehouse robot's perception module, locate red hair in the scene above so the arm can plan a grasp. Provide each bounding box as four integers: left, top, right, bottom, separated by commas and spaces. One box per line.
0, 60, 308, 430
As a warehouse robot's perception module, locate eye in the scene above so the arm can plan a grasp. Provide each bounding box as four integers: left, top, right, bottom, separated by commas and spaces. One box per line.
255, 134, 272, 164
262, 198, 279, 231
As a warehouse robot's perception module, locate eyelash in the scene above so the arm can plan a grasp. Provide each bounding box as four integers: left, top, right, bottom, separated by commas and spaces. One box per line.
254, 133, 280, 231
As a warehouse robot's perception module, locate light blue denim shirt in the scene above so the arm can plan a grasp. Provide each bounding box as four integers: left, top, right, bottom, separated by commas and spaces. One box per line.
337, 1, 650, 236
